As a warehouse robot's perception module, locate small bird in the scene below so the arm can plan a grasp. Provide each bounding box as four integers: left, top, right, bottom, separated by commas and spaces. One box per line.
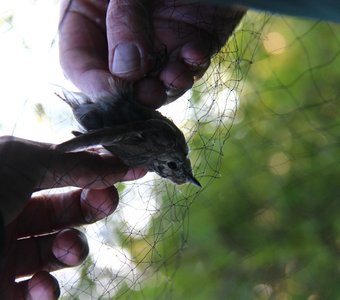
55, 81, 201, 187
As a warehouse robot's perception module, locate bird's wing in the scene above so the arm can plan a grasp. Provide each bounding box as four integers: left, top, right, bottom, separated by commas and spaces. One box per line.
55, 125, 146, 153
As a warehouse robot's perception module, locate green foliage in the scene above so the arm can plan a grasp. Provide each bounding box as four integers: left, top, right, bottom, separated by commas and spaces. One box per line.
137, 15, 340, 300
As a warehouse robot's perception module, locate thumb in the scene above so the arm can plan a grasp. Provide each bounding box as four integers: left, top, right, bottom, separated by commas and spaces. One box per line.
107, 0, 155, 79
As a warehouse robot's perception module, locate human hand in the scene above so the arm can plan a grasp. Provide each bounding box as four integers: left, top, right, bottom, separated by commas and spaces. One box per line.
59, 0, 245, 108
0, 136, 145, 299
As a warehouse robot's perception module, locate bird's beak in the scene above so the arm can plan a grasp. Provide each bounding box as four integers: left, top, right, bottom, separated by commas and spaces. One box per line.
187, 174, 201, 188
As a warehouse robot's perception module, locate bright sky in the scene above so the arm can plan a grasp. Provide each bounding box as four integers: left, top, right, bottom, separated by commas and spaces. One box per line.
0, 0, 75, 142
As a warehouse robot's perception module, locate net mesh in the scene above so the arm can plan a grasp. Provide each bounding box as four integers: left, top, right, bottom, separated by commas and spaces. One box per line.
1, 1, 340, 299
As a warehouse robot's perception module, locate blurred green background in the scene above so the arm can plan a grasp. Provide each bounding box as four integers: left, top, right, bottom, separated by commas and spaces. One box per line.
121, 14, 340, 300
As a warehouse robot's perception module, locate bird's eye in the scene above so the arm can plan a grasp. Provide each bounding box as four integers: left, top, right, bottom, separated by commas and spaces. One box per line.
167, 161, 178, 170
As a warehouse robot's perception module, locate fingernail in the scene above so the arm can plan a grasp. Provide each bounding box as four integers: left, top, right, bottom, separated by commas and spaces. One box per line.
112, 43, 141, 75
184, 58, 210, 70
52, 229, 89, 266
123, 167, 147, 181
165, 87, 187, 99
80, 188, 117, 223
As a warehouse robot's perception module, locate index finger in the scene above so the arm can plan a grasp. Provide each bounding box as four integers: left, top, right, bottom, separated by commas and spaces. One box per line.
36, 151, 146, 190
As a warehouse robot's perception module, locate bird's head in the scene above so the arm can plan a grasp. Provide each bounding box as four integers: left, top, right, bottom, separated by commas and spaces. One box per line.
151, 151, 201, 187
